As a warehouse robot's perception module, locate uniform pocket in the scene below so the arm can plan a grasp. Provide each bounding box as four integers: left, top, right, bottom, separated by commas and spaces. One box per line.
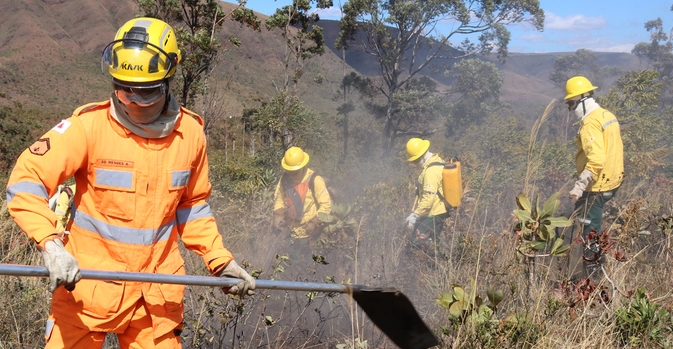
92, 167, 136, 220
163, 169, 190, 217
70, 256, 127, 319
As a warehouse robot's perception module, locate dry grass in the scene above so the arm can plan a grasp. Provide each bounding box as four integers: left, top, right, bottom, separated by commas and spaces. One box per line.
2, 171, 673, 348
2, 91, 673, 349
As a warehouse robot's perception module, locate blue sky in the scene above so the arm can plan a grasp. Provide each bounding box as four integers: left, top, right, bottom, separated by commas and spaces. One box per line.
242, 0, 673, 53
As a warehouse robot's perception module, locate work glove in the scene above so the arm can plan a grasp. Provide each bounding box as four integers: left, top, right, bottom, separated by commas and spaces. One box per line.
40, 237, 81, 293
570, 169, 593, 203
219, 260, 255, 297
272, 210, 286, 231
405, 213, 420, 229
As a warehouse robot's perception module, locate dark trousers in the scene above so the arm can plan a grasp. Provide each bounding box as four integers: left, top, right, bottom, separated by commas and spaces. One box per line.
568, 188, 618, 279
412, 212, 450, 245
574, 188, 618, 238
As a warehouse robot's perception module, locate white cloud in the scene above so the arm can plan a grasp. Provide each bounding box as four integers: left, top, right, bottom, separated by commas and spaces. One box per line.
316, 7, 342, 19
545, 12, 606, 31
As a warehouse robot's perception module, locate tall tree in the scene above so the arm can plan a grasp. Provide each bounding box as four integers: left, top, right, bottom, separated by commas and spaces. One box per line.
335, 0, 544, 152
263, 0, 333, 149
632, 11, 673, 104
137, 0, 260, 108
266, 0, 333, 93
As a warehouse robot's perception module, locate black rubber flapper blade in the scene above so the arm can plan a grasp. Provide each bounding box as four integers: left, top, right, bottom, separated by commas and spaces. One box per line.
352, 285, 439, 349
0, 264, 438, 349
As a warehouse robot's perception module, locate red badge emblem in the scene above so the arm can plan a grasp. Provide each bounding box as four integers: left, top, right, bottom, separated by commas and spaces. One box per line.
29, 138, 51, 156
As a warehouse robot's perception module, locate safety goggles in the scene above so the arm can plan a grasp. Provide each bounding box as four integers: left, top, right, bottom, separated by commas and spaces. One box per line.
566, 94, 591, 111
565, 99, 580, 111
114, 80, 167, 106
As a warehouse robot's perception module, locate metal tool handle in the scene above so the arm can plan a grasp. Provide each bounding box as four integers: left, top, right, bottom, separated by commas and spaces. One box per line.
0, 264, 359, 293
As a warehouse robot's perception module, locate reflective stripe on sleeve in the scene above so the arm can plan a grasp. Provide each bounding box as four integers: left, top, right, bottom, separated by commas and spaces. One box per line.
602, 119, 618, 130
72, 208, 174, 245
6, 181, 49, 203
176, 204, 213, 225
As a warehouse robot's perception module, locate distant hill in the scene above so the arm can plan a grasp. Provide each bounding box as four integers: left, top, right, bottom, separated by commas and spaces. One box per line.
0, 0, 648, 120
318, 19, 645, 109
0, 0, 137, 111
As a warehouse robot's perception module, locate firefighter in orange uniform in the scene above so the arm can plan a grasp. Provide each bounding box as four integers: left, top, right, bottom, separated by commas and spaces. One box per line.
5, 18, 254, 348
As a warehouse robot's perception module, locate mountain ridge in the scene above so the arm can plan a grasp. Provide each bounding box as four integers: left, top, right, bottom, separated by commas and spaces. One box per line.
0, 0, 646, 117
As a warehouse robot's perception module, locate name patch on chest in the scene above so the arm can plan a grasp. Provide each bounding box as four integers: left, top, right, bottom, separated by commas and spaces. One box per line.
97, 159, 134, 168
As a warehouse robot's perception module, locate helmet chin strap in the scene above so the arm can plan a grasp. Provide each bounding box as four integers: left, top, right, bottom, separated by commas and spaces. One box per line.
573, 91, 594, 120
161, 79, 171, 114
579, 95, 589, 115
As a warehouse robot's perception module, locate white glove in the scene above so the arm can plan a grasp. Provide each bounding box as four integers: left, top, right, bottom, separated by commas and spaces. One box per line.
405, 213, 420, 229
41, 238, 81, 293
570, 169, 593, 202
219, 260, 255, 296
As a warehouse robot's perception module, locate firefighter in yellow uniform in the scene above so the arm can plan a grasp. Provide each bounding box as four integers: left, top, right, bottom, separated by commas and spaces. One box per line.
272, 147, 331, 239
6, 18, 254, 349
404, 138, 449, 247
564, 76, 624, 278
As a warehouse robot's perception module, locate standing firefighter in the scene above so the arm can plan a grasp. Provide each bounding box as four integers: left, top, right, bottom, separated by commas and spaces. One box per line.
404, 138, 450, 247
565, 76, 624, 278
5, 18, 254, 348
272, 146, 331, 240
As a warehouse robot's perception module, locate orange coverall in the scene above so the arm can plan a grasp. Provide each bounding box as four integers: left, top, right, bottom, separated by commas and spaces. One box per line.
6, 100, 234, 345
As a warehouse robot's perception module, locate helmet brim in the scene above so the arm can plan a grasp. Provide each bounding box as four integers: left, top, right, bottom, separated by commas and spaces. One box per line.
282, 152, 310, 171
407, 140, 430, 162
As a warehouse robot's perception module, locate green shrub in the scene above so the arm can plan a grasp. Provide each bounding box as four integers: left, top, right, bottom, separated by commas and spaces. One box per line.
614, 288, 673, 347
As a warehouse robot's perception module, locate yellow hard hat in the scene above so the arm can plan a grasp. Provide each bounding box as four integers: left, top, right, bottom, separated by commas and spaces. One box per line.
101, 17, 181, 85
564, 76, 597, 100
282, 147, 310, 171
406, 138, 430, 162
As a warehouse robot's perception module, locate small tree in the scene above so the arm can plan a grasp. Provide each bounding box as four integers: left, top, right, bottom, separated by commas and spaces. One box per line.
446, 58, 503, 134
598, 70, 669, 179
549, 49, 604, 89
513, 192, 572, 301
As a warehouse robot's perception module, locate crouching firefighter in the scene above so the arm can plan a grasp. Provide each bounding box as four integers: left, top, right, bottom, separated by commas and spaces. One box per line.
272, 147, 331, 240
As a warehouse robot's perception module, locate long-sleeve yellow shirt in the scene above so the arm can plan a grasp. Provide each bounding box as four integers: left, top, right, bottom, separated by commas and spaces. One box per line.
413, 154, 448, 217
575, 107, 624, 192
273, 168, 331, 238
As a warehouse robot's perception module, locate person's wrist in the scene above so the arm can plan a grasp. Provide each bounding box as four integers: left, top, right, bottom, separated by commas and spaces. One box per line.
36, 234, 61, 251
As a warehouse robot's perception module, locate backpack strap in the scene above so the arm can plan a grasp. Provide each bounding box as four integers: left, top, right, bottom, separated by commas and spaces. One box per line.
307, 171, 319, 210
